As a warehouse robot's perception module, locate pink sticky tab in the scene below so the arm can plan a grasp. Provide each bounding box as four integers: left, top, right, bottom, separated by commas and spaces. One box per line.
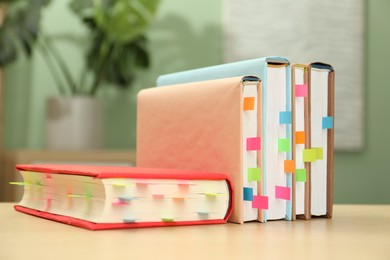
177, 183, 190, 189
295, 84, 308, 97
252, 195, 268, 209
247, 137, 261, 151
275, 186, 291, 200
153, 194, 165, 199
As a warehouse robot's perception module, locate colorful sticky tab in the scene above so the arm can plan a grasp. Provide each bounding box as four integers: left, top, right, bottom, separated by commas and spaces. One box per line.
322, 116, 333, 129
278, 138, 290, 152
9, 182, 30, 186
243, 97, 255, 110
296, 131, 305, 145
136, 182, 148, 187
252, 195, 268, 209
247, 137, 261, 151
313, 147, 323, 160
197, 212, 209, 218
275, 186, 291, 200
153, 194, 165, 199
85, 188, 93, 198
172, 197, 185, 202
243, 187, 253, 201
284, 160, 295, 173
248, 168, 261, 181
296, 169, 307, 182
123, 218, 137, 223
112, 200, 129, 206
118, 196, 135, 202
161, 217, 174, 222
295, 84, 308, 97
177, 183, 190, 189
303, 149, 317, 162
279, 111, 292, 124
67, 194, 88, 199
44, 198, 53, 211
112, 183, 127, 188
205, 193, 224, 199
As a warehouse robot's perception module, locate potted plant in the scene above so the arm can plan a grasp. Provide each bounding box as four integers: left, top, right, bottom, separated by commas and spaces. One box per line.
0, 0, 50, 67
40, 0, 160, 149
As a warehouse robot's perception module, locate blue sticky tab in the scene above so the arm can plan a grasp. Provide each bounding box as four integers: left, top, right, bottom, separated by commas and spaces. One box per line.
280, 111, 292, 124
118, 196, 136, 202
322, 116, 333, 129
123, 218, 137, 223
243, 187, 253, 201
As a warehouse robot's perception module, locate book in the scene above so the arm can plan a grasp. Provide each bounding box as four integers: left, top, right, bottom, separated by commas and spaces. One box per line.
291, 64, 310, 220
306, 62, 335, 218
138, 76, 262, 224
154, 57, 293, 222
12, 164, 233, 230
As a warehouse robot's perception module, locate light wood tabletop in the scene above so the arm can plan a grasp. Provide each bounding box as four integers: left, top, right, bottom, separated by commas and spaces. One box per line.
0, 204, 389, 260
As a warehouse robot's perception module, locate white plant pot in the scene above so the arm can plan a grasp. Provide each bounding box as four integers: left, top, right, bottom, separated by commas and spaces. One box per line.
45, 96, 103, 150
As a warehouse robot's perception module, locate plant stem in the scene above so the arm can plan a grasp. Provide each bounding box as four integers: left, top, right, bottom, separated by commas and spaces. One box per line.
89, 42, 114, 96
41, 35, 78, 95
37, 38, 68, 95
78, 66, 88, 94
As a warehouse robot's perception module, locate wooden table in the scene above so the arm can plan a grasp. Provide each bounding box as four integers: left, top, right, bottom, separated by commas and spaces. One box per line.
0, 204, 389, 260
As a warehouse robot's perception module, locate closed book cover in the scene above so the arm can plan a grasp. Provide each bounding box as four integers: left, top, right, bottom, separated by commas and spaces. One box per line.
306, 62, 335, 218
13, 164, 233, 230
155, 57, 294, 222
137, 76, 263, 224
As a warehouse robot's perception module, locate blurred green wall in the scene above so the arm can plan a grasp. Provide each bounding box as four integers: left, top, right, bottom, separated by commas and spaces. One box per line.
3, 0, 389, 204
334, 0, 390, 204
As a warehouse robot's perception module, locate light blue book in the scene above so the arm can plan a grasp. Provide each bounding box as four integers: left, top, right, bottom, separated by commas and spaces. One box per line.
157, 57, 293, 222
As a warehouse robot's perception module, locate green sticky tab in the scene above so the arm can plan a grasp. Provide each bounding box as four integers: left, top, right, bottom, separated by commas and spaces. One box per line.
248, 168, 261, 181
85, 187, 93, 198
313, 147, 323, 160
296, 169, 307, 182
303, 149, 317, 162
161, 217, 174, 222
278, 138, 290, 152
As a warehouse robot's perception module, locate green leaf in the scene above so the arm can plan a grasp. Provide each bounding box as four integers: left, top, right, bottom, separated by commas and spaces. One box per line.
0, 0, 52, 67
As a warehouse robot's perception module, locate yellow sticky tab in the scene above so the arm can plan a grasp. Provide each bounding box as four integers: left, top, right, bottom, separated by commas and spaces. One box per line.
112, 183, 127, 188
313, 147, 323, 160
303, 149, 317, 162
9, 182, 30, 186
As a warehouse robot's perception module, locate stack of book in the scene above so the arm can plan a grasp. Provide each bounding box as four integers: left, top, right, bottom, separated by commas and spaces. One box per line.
13, 57, 334, 229
138, 57, 334, 223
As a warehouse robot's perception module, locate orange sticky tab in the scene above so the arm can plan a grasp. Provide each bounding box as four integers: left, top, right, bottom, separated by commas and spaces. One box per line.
243, 97, 255, 110
296, 131, 305, 145
284, 160, 295, 173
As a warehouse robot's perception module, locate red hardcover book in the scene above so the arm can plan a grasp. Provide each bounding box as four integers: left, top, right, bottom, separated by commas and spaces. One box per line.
13, 164, 233, 230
